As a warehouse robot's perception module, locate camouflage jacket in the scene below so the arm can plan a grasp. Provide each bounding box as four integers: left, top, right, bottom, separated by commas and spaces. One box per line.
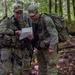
32, 14, 58, 50
0, 13, 31, 48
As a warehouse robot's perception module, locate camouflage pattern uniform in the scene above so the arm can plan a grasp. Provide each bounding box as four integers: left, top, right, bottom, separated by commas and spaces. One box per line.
11, 14, 32, 75
0, 4, 31, 75
28, 4, 58, 75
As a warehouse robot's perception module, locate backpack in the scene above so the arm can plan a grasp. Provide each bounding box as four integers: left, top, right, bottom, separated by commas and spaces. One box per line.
41, 13, 69, 42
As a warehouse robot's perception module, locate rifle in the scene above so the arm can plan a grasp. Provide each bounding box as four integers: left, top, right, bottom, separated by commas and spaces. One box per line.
23, 37, 33, 63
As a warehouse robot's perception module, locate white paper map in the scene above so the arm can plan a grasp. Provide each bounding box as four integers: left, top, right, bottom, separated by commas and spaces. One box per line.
19, 27, 33, 40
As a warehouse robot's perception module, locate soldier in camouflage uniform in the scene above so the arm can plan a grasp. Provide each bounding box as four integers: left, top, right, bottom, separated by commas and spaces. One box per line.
0, 3, 33, 75
28, 4, 58, 75
0, 17, 15, 75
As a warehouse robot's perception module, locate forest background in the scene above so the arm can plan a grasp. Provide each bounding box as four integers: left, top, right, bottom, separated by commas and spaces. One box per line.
0, 0, 75, 32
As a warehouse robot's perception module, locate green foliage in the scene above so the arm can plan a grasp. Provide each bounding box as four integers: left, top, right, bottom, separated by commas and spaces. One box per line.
35, 0, 75, 21
0, 0, 75, 22
0, 0, 74, 33
35, 0, 49, 13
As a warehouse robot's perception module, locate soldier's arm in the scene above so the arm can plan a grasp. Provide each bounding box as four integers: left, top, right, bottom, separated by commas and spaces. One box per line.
44, 16, 58, 50
0, 18, 14, 35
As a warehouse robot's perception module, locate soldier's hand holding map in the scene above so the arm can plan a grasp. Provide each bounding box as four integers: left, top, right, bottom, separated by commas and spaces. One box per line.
19, 27, 33, 40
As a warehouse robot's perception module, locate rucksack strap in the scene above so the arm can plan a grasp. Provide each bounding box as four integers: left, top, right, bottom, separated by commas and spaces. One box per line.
11, 15, 21, 30
40, 14, 50, 38
23, 13, 32, 27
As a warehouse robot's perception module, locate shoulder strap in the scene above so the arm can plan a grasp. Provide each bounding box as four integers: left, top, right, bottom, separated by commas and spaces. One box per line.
23, 13, 32, 27
23, 13, 28, 23
40, 14, 50, 37
11, 16, 21, 30
40, 14, 45, 32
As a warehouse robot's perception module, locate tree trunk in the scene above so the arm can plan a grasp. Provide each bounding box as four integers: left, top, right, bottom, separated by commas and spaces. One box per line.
49, 0, 52, 14
31, 0, 35, 4
72, 0, 75, 19
59, 0, 63, 17
66, 0, 71, 22
2, 0, 7, 17
55, 0, 57, 13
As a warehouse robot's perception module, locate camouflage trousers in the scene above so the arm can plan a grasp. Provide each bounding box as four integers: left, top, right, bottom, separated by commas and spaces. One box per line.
21, 49, 31, 75
37, 48, 58, 75
0, 48, 22, 75
0, 48, 31, 75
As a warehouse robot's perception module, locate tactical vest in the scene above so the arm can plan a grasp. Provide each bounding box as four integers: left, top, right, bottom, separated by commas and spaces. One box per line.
9, 14, 29, 48
0, 17, 13, 47
1, 13, 30, 48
